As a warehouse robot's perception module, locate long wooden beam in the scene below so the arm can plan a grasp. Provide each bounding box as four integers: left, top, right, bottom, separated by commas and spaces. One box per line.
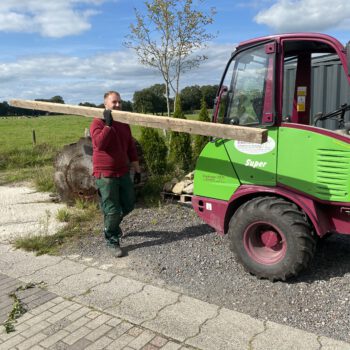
9, 99, 268, 144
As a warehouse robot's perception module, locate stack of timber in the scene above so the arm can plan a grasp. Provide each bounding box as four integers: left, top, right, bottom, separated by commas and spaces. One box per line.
162, 172, 194, 203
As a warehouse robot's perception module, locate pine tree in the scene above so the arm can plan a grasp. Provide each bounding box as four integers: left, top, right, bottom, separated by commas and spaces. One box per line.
193, 98, 210, 160
169, 95, 192, 172
140, 127, 168, 175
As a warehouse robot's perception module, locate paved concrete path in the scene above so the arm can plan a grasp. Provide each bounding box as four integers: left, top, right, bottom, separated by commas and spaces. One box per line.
1, 243, 350, 350
0, 185, 65, 243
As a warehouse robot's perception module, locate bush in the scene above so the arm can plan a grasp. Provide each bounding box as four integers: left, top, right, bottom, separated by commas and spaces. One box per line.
168, 96, 192, 172
140, 128, 168, 175
139, 174, 170, 206
193, 98, 210, 161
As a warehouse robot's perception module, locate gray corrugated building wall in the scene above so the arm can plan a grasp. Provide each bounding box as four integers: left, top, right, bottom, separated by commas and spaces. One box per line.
283, 55, 350, 130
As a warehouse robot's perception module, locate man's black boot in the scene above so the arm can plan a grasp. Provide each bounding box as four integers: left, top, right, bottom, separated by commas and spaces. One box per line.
114, 243, 124, 258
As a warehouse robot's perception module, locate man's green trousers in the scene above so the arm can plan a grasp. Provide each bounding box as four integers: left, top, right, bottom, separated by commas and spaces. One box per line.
95, 173, 135, 246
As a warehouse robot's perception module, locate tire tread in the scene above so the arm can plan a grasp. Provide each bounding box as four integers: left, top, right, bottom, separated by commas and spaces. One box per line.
228, 196, 316, 281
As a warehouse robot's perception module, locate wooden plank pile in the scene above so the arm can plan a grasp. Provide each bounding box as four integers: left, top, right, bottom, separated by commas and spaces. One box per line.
162, 172, 194, 204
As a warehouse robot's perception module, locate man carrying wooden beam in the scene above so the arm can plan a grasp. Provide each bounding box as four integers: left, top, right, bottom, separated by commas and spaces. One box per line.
90, 91, 141, 257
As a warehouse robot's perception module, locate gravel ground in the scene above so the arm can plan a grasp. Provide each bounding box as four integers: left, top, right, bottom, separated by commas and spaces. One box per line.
60, 202, 350, 342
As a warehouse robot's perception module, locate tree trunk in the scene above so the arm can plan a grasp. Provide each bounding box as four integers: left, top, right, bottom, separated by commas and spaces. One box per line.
165, 81, 171, 118
54, 137, 147, 204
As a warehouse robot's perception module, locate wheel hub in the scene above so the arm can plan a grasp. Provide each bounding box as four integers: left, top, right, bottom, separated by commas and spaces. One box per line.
260, 230, 279, 248
243, 222, 287, 265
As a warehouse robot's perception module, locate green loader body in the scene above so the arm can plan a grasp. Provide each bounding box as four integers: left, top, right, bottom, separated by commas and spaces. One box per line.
192, 33, 350, 280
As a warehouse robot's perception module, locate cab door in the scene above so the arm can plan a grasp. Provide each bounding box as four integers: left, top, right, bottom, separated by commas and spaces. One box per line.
218, 42, 278, 186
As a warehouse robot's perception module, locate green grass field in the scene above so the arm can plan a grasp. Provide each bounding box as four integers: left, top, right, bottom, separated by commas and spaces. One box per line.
0, 115, 95, 187
0, 112, 198, 188
1, 114, 143, 154
1, 115, 90, 150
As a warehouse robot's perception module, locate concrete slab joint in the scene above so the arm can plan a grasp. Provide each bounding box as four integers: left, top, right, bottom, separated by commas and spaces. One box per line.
49, 267, 115, 298
186, 307, 265, 350
248, 320, 268, 350
21, 258, 87, 286
74, 274, 145, 310
143, 294, 219, 342
184, 305, 222, 344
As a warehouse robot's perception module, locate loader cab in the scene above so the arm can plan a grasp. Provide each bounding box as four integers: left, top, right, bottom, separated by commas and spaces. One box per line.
214, 33, 350, 130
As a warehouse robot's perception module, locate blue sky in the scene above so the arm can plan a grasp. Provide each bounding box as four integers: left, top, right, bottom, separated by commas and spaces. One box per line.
0, 0, 349, 105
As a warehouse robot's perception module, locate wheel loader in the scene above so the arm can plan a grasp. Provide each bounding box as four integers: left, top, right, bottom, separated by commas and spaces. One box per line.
192, 33, 350, 281
10, 32, 350, 281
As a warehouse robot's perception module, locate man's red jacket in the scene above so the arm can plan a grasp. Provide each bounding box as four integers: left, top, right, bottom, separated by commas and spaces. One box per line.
90, 118, 138, 178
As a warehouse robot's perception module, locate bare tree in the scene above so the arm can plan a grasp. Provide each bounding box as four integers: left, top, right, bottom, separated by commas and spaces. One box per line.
124, 0, 216, 117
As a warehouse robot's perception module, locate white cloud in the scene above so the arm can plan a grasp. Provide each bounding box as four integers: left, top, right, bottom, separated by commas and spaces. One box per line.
0, 43, 234, 104
0, 0, 105, 37
255, 0, 350, 32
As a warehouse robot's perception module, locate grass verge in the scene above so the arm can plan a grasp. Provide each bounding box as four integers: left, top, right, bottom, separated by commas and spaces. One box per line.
14, 200, 101, 255
0, 165, 56, 192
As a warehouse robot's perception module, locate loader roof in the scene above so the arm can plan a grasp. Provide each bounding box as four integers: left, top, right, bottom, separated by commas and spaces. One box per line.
236, 32, 345, 54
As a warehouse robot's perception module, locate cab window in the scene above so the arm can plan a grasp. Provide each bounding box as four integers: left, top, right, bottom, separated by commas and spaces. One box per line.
219, 45, 274, 126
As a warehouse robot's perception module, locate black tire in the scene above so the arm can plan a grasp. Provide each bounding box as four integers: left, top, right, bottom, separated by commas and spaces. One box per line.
228, 196, 315, 281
